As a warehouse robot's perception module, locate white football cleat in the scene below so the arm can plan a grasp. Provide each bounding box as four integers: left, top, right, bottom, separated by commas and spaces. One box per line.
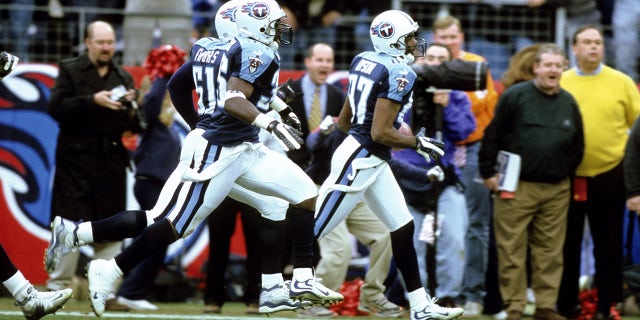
16, 285, 73, 320
411, 295, 464, 320
88, 259, 123, 317
289, 276, 343, 305
44, 216, 82, 273
259, 280, 311, 313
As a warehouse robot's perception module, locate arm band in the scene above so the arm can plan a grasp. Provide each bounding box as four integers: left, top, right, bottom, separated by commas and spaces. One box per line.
270, 96, 288, 112
252, 113, 276, 130
223, 90, 246, 103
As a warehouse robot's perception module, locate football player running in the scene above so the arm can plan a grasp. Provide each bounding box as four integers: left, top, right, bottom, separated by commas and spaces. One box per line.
313, 10, 464, 320
43, 0, 342, 317
166, 0, 338, 313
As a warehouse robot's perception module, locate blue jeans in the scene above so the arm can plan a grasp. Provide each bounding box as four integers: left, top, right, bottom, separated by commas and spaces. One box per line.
459, 142, 492, 304
410, 185, 468, 298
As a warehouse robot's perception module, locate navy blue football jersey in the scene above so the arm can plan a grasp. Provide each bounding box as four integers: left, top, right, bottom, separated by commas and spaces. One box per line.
190, 36, 280, 146
346, 51, 416, 160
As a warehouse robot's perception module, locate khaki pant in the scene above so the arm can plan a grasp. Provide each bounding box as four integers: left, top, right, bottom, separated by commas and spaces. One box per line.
315, 201, 392, 301
494, 179, 570, 312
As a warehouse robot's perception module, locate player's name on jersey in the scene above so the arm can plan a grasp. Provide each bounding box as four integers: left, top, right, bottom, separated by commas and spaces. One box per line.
354, 59, 377, 74
193, 48, 222, 63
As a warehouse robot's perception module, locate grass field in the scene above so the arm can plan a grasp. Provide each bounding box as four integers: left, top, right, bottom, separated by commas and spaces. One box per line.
2, 297, 640, 320
2, 297, 298, 319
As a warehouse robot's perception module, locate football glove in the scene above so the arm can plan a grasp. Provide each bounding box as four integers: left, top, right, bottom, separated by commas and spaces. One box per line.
0, 51, 19, 79
279, 110, 302, 132
254, 113, 303, 151
415, 127, 445, 163
276, 78, 302, 104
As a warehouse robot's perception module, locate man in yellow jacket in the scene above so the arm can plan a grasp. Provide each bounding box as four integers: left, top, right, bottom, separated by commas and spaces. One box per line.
558, 24, 640, 320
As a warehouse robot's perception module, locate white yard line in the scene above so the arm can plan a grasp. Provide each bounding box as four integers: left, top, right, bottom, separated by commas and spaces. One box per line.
0, 310, 291, 319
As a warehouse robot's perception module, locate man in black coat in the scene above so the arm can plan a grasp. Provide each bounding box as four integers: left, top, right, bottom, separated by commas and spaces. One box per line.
46, 20, 144, 294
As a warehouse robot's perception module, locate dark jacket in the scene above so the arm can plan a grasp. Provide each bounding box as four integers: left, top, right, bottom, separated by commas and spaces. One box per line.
305, 126, 348, 184
132, 76, 181, 182
624, 117, 640, 200
286, 76, 345, 169
479, 80, 584, 183
48, 53, 142, 221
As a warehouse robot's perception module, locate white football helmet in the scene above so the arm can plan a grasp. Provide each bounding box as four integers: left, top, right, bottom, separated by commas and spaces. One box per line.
370, 10, 426, 63
215, 0, 240, 42
235, 0, 292, 47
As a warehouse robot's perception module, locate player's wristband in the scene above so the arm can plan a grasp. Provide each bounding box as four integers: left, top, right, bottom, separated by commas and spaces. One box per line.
252, 113, 276, 130
270, 96, 288, 112
223, 90, 246, 103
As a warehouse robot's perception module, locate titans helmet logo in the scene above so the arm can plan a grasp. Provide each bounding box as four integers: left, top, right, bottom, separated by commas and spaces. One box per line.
219, 6, 237, 22
371, 22, 395, 39
241, 2, 270, 20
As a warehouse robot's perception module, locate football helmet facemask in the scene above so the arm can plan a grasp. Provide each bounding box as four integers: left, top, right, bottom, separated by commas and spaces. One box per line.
236, 0, 292, 48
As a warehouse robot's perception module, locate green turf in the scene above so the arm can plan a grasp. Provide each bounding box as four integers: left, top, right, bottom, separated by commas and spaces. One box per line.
2, 297, 639, 320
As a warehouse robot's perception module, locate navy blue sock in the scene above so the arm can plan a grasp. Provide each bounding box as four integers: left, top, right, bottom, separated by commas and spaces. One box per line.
260, 217, 286, 274
0, 245, 17, 281
92, 210, 148, 242
115, 218, 178, 274
288, 207, 315, 269
391, 221, 422, 292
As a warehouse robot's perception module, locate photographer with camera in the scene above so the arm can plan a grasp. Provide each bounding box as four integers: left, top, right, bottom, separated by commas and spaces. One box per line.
46, 20, 145, 303
389, 43, 476, 306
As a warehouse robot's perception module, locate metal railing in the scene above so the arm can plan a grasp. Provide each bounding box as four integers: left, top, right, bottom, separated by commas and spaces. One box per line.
1, 2, 572, 77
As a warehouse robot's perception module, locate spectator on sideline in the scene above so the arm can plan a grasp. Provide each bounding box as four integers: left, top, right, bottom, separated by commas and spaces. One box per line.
432, 15, 499, 316
389, 42, 475, 308
480, 43, 584, 320
624, 117, 640, 216
500, 43, 544, 92
558, 25, 640, 320
285, 43, 345, 171
45, 20, 145, 301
